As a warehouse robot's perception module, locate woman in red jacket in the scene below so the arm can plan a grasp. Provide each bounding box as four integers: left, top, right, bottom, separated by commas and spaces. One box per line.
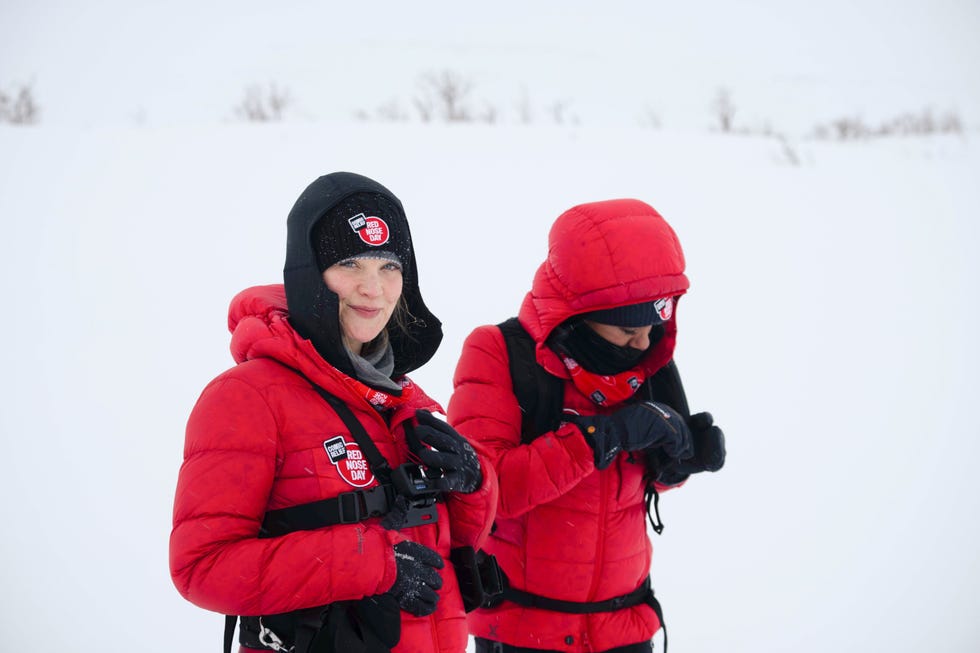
448, 199, 725, 653
170, 172, 498, 653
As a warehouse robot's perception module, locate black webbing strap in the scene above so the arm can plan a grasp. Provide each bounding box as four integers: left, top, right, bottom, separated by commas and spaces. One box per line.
261, 484, 399, 537
501, 577, 653, 614
224, 615, 236, 653
500, 578, 668, 652
310, 384, 394, 484
640, 359, 690, 420
497, 318, 565, 443
651, 592, 668, 653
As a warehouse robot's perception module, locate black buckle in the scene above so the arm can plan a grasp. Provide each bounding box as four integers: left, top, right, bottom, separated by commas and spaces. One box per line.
336, 492, 363, 524
361, 485, 392, 518
401, 500, 439, 528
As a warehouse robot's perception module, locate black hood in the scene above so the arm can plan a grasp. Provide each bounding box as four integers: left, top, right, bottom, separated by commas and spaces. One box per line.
283, 172, 442, 378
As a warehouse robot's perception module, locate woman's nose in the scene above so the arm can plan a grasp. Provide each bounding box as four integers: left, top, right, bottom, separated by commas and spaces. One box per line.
357, 272, 382, 296
629, 329, 651, 351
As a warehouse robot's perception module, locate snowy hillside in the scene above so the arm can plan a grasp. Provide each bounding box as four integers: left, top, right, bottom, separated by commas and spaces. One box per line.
1, 121, 978, 652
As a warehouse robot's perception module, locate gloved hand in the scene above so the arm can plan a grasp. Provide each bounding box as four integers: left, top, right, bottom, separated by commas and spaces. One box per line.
390, 540, 445, 616
656, 412, 726, 485
567, 401, 694, 470
408, 410, 482, 494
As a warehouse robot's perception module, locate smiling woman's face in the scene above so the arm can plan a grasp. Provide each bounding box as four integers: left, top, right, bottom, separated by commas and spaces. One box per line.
322, 256, 403, 355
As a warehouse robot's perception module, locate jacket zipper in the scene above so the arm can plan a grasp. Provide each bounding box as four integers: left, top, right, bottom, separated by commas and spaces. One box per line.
583, 466, 608, 645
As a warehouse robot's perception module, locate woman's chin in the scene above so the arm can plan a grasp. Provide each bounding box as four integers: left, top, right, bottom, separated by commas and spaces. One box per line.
343, 325, 385, 349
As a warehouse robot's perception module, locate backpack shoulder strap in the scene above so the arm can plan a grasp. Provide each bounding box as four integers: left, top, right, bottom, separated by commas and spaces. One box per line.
496, 318, 565, 443
311, 383, 394, 483
638, 359, 691, 420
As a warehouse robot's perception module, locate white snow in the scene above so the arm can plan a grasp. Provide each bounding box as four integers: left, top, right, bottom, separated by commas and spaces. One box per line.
2, 2, 980, 652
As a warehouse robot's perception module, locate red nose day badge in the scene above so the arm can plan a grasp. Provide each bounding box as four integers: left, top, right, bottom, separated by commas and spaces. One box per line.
348, 213, 390, 246
655, 297, 674, 321
324, 436, 375, 487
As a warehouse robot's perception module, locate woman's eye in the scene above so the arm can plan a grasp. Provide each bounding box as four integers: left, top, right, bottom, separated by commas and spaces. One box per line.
337, 259, 358, 268
383, 262, 403, 272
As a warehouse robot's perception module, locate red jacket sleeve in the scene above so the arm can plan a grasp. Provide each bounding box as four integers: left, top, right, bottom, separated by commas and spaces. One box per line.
446, 452, 498, 550
447, 325, 595, 520
169, 376, 400, 616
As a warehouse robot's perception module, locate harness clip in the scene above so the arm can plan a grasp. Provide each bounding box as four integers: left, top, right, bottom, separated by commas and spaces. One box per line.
257, 617, 294, 653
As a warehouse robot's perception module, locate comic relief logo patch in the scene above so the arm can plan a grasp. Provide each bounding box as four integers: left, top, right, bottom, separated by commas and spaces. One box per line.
655, 297, 674, 321
348, 213, 390, 247
323, 436, 375, 487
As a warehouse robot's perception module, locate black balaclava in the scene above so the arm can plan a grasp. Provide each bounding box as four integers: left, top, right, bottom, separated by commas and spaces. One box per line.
548, 299, 668, 375
550, 320, 665, 375
283, 172, 442, 380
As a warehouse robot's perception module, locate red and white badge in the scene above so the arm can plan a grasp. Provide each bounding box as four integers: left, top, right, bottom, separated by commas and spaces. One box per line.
655, 297, 674, 321
348, 212, 390, 247
323, 436, 375, 487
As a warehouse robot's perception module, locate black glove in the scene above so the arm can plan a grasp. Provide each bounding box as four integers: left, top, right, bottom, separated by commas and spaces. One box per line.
568, 401, 694, 470
390, 540, 445, 617
408, 410, 482, 494
656, 412, 726, 485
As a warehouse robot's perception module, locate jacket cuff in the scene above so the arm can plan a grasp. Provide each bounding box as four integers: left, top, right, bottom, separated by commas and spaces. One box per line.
373, 527, 403, 594
555, 420, 597, 472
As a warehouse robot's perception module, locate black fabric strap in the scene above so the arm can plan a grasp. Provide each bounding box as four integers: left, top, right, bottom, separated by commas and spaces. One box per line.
638, 360, 690, 420
310, 384, 393, 484
492, 578, 667, 652
261, 484, 398, 537
475, 639, 653, 653
497, 318, 565, 443
501, 577, 653, 614
224, 615, 236, 653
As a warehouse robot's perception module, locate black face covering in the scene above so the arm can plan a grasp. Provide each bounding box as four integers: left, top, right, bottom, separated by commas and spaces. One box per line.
551, 320, 665, 375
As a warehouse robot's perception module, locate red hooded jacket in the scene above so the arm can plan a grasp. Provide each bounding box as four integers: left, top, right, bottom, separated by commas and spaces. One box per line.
448, 199, 689, 652
170, 285, 498, 653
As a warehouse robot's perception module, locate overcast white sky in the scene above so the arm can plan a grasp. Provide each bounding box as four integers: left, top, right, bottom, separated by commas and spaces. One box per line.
3, 0, 979, 132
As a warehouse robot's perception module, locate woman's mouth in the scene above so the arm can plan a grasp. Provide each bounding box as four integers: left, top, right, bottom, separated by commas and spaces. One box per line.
350, 305, 382, 318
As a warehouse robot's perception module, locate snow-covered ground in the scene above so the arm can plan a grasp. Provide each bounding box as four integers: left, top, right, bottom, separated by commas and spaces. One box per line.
1, 122, 978, 652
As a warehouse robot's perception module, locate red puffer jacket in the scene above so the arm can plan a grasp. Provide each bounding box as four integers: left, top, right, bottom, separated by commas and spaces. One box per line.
170, 284, 498, 653
448, 199, 689, 652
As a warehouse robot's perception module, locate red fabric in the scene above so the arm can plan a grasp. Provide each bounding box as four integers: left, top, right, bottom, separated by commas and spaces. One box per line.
448, 199, 689, 652
559, 352, 647, 407
170, 284, 498, 653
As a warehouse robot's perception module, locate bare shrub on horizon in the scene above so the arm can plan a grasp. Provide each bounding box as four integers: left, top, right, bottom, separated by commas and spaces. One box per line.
355, 98, 411, 122
812, 108, 965, 140
414, 70, 476, 122
233, 83, 291, 122
711, 87, 736, 132
546, 99, 578, 126
638, 105, 662, 129
516, 86, 534, 124
0, 81, 40, 125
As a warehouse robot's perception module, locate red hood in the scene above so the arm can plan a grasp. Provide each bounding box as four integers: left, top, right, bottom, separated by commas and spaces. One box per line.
517, 199, 689, 377
227, 284, 366, 394
228, 284, 441, 412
